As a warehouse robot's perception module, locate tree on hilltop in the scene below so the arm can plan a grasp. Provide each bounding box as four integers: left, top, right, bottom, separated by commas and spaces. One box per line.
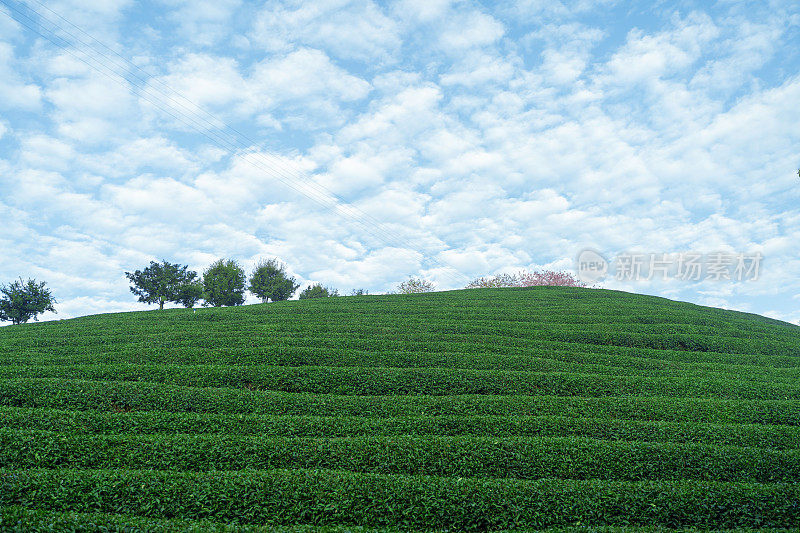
0, 278, 57, 325
465, 273, 518, 289
298, 283, 339, 299
465, 269, 588, 289
248, 259, 299, 303
175, 279, 204, 308
203, 259, 246, 307
125, 260, 200, 310
397, 277, 435, 294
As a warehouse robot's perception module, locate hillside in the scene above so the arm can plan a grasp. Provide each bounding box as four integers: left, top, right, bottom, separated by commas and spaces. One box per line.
2, 287, 800, 531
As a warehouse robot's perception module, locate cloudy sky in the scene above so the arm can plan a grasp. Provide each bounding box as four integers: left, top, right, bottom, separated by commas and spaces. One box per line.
1, 0, 799, 324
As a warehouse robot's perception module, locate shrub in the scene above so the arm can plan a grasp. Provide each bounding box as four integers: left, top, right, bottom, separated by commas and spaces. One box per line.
298, 284, 338, 299
3, 468, 800, 530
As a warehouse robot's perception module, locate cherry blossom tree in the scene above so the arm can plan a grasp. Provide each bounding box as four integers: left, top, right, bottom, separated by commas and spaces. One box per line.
466, 270, 589, 289
397, 277, 435, 294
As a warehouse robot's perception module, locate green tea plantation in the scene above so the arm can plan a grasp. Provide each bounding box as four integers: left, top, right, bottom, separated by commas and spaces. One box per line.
2, 287, 800, 532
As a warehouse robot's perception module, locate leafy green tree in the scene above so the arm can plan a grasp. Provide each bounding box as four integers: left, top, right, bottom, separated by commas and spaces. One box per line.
175, 280, 204, 308
351, 288, 369, 296
203, 259, 246, 307
298, 284, 339, 299
0, 278, 57, 325
125, 260, 199, 310
397, 277, 435, 294
248, 259, 299, 303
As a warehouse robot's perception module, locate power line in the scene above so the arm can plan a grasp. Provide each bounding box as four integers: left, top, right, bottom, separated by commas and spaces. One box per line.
5, 0, 401, 251
0, 0, 471, 285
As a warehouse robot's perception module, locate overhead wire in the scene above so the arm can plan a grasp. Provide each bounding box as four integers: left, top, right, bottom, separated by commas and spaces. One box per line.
6, 0, 408, 253
0, 0, 471, 285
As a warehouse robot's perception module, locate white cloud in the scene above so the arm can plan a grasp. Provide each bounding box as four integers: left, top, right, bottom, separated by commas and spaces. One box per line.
35, 0, 132, 20
146, 49, 370, 131
19, 135, 76, 170
0, 5, 23, 39
336, 84, 444, 145
690, 19, 784, 95
0, 43, 41, 110
393, 0, 453, 23
158, 0, 242, 46
315, 155, 386, 196
251, 48, 371, 103
53, 296, 138, 321
26, 0, 134, 43
527, 23, 604, 86
305, 247, 424, 291
440, 51, 517, 87
762, 309, 800, 326
104, 176, 214, 223
145, 53, 246, 116
44, 70, 138, 143
602, 12, 719, 86
89, 136, 199, 177
249, 0, 401, 63
511, 0, 618, 20
438, 244, 531, 277
437, 11, 505, 52
657, 75, 800, 198
356, 186, 429, 224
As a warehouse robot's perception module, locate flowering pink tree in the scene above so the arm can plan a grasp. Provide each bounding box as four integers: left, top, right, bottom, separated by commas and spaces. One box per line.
466, 270, 589, 289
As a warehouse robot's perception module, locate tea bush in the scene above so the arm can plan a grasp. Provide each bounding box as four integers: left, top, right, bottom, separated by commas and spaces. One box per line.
1, 287, 800, 530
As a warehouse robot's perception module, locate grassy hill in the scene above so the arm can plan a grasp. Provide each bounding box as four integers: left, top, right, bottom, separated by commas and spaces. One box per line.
2, 286, 800, 531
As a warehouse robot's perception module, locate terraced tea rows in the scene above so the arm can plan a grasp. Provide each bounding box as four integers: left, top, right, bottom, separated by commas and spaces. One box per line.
2, 287, 800, 531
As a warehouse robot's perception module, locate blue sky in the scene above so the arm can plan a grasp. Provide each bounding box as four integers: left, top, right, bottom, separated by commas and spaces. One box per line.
1, 0, 799, 324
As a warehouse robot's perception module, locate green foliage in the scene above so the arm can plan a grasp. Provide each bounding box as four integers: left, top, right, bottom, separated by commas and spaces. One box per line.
351, 289, 369, 296
125, 260, 199, 310
2, 288, 800, 530
8, 407, 800, 450
0, 506, 381, 532
0, 278, 56, 325
4, 430, 800, 483
202, 259, 246, 307
175, 280, 203, 308
3, 468, 800, 530
5, 378, 800, 425
298, 284, 338, 299
6, 362, 800, 399
248, 259, 299, 303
